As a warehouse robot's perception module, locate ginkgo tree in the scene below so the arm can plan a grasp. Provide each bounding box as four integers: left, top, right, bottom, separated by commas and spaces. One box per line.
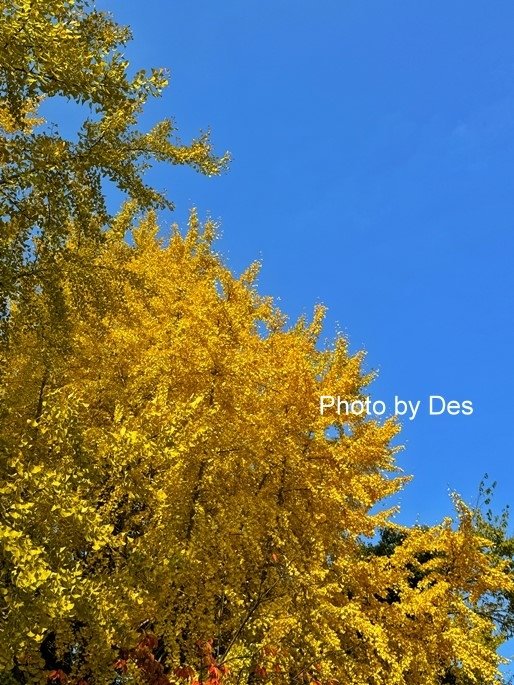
0, 208, 512, 685
0, 0, 228, 328
1, 1, 513, 685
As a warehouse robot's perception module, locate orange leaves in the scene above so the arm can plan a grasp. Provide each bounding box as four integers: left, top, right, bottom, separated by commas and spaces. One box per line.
174, 665, 196, 680
114, 658, 128, 674
207, 664, 224, 682
172, 641, 230, 685
115, 633, 170, 685
252, 665, 268, 679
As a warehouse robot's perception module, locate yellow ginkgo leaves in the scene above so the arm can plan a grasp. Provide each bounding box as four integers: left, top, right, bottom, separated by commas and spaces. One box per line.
0, 211, 511, 685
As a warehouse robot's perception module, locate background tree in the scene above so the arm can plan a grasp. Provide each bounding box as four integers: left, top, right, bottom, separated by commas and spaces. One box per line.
471, 477, 514, 642
0, 0, 228, 329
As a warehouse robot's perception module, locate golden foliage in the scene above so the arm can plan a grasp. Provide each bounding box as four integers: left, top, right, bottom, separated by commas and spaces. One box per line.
0, 2, 511, 683
0, 211, 511, 685
0, 0, 228, 322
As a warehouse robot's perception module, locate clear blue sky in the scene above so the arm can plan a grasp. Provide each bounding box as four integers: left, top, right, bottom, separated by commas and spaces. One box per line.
91, 1, 513, 529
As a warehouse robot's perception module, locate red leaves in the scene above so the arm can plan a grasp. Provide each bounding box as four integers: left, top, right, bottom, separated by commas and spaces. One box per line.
198, 639, 218, 684
191, 640, 229, 685
174, 665, 196, 680
203, 668, 224, 685
208, 665, 222, 680
252, 665, 268, 679
197, 638, 214, 663
114, 658, 128, 673
114, 632, 170, 685
140, 634, 159, 651
113, 635, 233, 685
218, 664, 229, 677
46, 674, 90, 685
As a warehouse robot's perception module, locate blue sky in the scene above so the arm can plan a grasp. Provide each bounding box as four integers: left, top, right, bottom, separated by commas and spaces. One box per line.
87, 0, 514, 531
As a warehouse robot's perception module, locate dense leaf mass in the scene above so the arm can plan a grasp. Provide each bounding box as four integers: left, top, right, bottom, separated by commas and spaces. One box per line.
0, 211, 512, 685
0, 1, 513, 684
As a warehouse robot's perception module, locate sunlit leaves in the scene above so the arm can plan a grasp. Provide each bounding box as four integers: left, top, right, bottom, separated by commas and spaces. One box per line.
0, 0, 229, 328
0, 211, 512, 684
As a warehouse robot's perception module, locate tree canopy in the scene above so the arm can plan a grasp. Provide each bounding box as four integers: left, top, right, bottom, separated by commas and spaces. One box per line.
0, 2, 513, 685
0, 0, 228, 325
0, 211, 512, 685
